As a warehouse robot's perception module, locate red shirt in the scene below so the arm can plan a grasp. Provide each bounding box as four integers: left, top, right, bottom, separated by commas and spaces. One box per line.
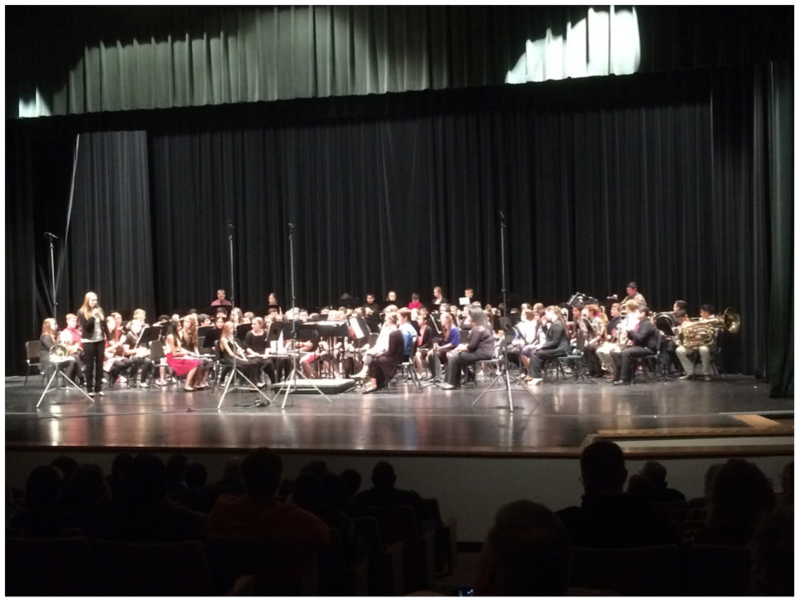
60, 326, 82, 345
408, 301, 421, 309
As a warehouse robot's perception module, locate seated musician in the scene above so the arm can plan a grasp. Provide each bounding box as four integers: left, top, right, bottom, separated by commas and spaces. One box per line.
104, 316, 133, 388
621, 281, 647, 308
353, 310, 396, 380
596, 303, 622, 379
666, 309, 691, 374
582, 304, 607, 377
412, 313, 434, 375
58, 313, 84, 381
362, 312, 404, 394
297, 314, 323, 378
211, 289, 232, 307
611, 305, 659, 385
341, 315, 366, 378
676, 304, 716, 381
408, 293, 422, 310
165, 320, 208, 391
432, 286, 447, 307
364, 294, 380, 315
229, 307, 245, 326
267, 292, 282, 314
398, 309, 418, 361
180, 316, 212, 389
517, 309, 539, 377
244, 317, 278, 385
218, 321, 262, 387
317, 309, 347, 378
425, 311, 460, 379
122, 318, 154, 387
40, 318, 81, 383
132, 308, 149, 328
526, 307, 571, 384
243, 312, 254, 324
441, 308, 494, 389
384, 291, 398, 309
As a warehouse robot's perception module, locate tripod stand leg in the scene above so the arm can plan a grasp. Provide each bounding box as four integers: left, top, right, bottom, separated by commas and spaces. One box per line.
505, 368, 514, 412
36, 369, 60, 408
471, 372, 504, 406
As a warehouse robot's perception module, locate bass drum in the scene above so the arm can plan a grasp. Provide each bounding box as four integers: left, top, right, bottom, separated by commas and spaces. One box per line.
654, 312, 676, 337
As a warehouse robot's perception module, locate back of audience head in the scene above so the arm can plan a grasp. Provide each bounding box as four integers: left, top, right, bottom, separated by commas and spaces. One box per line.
166, 453, 189, 482
222, 456, 243, 480
340, 468, 362, 498
706, 458, 775, 537
301, 460, 329, 476
475, 500, 571, 596
371, 461, 397, 490
626, 473, 656, 505
580, 439, 627, 495
124, 454, 167, 508
69, 464, 109, 501
292, 471, 321, 509
110, 452, 134, 477
241, 448, 282, 497
319, 472, 351, 513
26, 466, 61, 508
50, 455, 79, 485
185, 463, 208, 489
639, 460, 668, 488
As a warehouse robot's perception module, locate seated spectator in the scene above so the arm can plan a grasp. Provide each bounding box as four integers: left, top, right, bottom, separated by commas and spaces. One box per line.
693, 458, 776, 546
206, 448, 330, 582
340, 468, 362, 501
58, 463, 112, 534
10, 466, 93, 538
207, 457, 246, 506
778, 460, 793, 507
101, 453, 204, 543
686, 463, 722, 520
638, 460, 686, 503
292, 472, 367, 565
626, 473, 657, 506
301, 460, 329, 476
474, 500, 571, 596
166, 453, 189, 499
750, 505, 794, 596
183, 463, 212, 513
50, 455, 79, 495
105, 452, 133, 506
353, 461, 438, 527
556, 439, 680, 548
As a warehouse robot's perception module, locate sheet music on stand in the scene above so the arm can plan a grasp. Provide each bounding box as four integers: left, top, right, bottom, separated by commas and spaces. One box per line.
348, 316, 370, 346
137, 325, 163, 349
235, 323, 252, 342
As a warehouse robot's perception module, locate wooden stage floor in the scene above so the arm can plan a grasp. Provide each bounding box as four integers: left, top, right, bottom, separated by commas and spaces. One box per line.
5, 374, 793, 458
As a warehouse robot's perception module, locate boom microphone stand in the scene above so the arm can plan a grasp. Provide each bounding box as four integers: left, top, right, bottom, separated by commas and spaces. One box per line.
217, 220, 271, 409
45, 232, 59, 324
273, 222, 333, 409
471, 210, 537, 412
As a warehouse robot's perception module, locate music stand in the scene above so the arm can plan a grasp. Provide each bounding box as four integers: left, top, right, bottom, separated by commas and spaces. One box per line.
37, 355, 94, 408
271, 321, 334, 408
136, 325, 163, 349
206, 305, 232, 317
216, 332, 272, 409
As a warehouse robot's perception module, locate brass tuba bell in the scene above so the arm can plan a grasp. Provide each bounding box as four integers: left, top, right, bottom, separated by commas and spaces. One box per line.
680, 307, 740, 348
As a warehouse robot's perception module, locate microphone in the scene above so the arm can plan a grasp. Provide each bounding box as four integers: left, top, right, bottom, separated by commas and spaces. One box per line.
607, 294, 618, 300
288, 223, 294, 229
44, 232, 58, 239
227, 220, 234, 231
498, 210, 505, 220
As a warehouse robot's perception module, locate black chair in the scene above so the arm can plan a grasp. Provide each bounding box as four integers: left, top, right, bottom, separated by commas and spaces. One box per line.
6, 536, 99, 596
24, 341, 45, 386
570, 544, 682, 596
395, 339, 423, 391
352, 516, 405, 596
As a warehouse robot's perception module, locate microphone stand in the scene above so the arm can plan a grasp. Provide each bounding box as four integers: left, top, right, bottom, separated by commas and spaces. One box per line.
273, 222, 333, 409
217, 220, 271, 408
471, 210, 538, 412
45, 232, 58, 324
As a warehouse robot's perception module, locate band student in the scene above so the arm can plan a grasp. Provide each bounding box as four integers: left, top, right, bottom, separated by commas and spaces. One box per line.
611, 305, 658, 385
77, 292, 110, 397
211, 288, 232, 307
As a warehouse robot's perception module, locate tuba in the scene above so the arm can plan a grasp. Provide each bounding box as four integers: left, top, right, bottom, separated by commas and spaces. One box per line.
49, 343, 70, 362
680, 308, 741, 348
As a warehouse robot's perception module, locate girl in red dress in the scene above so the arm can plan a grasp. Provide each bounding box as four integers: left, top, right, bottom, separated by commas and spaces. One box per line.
165, 319, 204, 391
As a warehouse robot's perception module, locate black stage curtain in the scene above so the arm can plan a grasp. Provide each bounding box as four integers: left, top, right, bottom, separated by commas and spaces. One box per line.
8, 6, 792, 117
68, 132, 155, 320
6, 64, 789, 384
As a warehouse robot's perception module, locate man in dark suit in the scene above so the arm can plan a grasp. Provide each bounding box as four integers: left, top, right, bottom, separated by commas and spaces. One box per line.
611, 305, 658, 385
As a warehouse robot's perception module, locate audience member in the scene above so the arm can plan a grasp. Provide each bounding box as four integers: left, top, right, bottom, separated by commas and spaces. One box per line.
749, 505, 794, 596
353, 461, 438, 526
556, 440, 680, 548
207, 457, 246, 506
106, 452, 133, 505
638, 460, 686, 502
292, 471, 367, 565
58, 463, 112, 534
301, 460, 329, 476
50, 455, 79, 494
693, 458, 776, 546
340, 468, 362, 500
278, 478, 295, 498
474, 500, 571, 596
101, 453, 204, 543
166, 453, 190, 498
206, 448, 330, 582
183, 462, 212, 513
626, 473, 656, 505
686, 462, 722, 519
10, 466, 93, 538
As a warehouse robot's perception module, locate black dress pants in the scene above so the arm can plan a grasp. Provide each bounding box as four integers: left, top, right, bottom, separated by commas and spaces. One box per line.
83, 340, 105, 393
612, 346, 654, 381
445, 352, 485, 387
529, 349, 567, 377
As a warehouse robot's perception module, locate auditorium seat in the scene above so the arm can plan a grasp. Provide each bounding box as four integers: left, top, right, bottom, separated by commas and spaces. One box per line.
98, 539, 254, 596
352, 515, 405, 596
683, 543, 751, 596
317, 527, 369, 595
6, 536, 99, 596
569, 544, 682, 596
362, 504, 436, 593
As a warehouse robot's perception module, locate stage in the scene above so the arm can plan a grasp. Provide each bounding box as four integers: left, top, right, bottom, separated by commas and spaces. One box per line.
5, 374, 793, 457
